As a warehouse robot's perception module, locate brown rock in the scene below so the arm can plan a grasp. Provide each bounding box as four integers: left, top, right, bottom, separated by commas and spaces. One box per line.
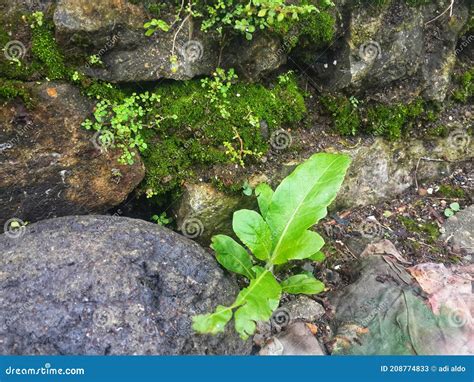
0, 82, 144, 230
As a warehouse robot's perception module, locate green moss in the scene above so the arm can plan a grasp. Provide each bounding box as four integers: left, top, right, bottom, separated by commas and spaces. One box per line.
355, 0, 430, 7
437, 184, 466, 199
0, 79, 32, 106
365, 99, 424, 140
321, 95, 440, 140
452, 67, 474, 103
404, 0, 431, 6
141, 74, 306, 197
0, 12, 69, 81
289, 1, 335, 50
81, 79, 125, 101
399, 216, 440, 243
30, 21, 68, 80
428, 124, 449, 137
320, 95, 361, 136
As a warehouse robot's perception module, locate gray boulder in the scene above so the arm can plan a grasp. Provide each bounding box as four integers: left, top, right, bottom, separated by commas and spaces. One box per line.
0, 216, 250, 355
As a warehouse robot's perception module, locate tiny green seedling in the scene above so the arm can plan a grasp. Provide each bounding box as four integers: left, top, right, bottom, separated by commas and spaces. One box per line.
143, 19, 170, 36
242, 181, 253, 196
151, 212, 172, 226
444, 202, 460, 218
192, 152, 351, 339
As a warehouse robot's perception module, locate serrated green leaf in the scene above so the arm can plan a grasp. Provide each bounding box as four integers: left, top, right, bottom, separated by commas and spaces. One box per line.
281, 274, 325, 295
255, 183, 273, 219
277, 13, 285, 22
257, 9, 267, 17
266, 153, 351, 264
192, 305, 233, 335
233, 210, 272, 261
234, 266, 281, 339
211, 235, 255, 279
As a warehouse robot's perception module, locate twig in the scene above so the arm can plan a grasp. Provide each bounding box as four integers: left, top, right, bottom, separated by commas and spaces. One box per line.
425, 0, 455, 25
171, 13, 191, 57
413, 157, 456, 191
407, 237, 436, 249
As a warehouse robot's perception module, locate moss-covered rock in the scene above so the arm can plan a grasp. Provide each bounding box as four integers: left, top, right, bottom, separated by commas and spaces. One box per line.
141, 74, 306, 198
52, 0, 287, 82
308, 0, 471, 102
173, 183, 256, 246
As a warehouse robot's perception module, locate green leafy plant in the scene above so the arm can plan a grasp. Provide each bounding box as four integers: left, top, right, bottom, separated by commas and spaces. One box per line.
81, 92, 162, 164
201, 68, 238, 119
143, 18, 170, 36
223, 127, 263, 167
201, 0, 319, 40
444, 202, 460, 218
151, 212, 173, 226
88, 54, 103, 67
192, 152, 351, 339
29, 11, 44, 28
242, 180, 253, 196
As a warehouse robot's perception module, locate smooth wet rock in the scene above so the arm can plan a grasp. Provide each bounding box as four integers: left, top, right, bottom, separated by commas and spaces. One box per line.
0, 216, 250, 355
0, 82, 144, 231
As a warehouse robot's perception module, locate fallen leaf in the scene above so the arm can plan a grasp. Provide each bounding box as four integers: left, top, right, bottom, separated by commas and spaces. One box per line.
46, 87, 58, 98
306, 323, 318, 335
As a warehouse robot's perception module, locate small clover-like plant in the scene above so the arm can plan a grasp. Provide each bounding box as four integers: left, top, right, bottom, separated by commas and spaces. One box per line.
201, 0, 319, 40
193, 152, 351, 339
444, 202, 460, 218
82, 92, 161, 165
151, 212, 173, 226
